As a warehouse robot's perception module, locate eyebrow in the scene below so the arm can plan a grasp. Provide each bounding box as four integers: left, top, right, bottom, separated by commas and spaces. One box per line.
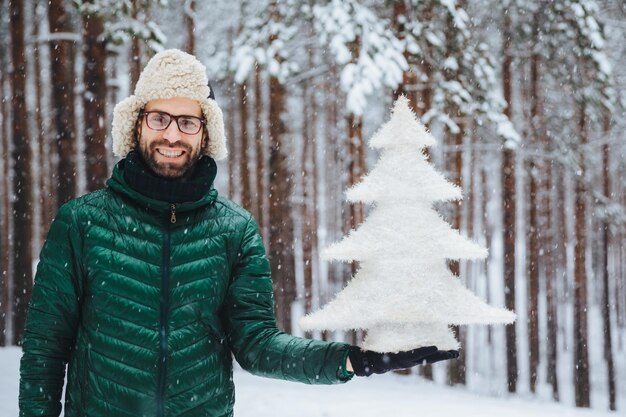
144, 108, 203, 118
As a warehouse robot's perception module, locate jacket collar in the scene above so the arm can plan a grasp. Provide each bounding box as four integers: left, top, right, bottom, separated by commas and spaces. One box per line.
106, 153, 219, 221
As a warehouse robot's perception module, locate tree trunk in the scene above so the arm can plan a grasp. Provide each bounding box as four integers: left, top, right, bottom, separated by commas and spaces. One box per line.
555, 165, 568, 364
346, 111, 364, 239
107, 50, 119, 174
31, 4, 48, 251
239, 81, 252, 212
10, 0, 34, 345
81, 2, 108, 192
225, 28, 236, 199
527, 17, 541, 393
268, 72, 295, 332
345, 35, 365, 265
267, 1, 295, 333
447, 125, 465, 386
346, 111, 364, 344
392, 0, 418, 110
184, 0, 195, 54
48, 0, 77, 206
615, 192, 626, 329
344, 33, 365, 346
254, 63, 264, 231
323, 63, 340, 343
544, 142, 559, 402
301, 42, 318, 326
501, 3, 517, 393
0, 38, 10, 346
573, 104, 589, 408
481, 153, 494, 351
620, 187, 626, 330
301, 82, 314, 326
130, 0, 141, 91
415, 0, 433, 121
601, 113, 616, 411
445, 4, 466, 385
236, 2, 251, 212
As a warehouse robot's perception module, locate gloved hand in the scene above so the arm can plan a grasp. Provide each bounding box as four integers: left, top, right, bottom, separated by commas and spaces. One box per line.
348, 345, 459, 377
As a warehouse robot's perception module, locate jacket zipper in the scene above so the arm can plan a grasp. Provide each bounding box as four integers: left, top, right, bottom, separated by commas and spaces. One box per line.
157, 213, 173, 417
170, 204, 177, 224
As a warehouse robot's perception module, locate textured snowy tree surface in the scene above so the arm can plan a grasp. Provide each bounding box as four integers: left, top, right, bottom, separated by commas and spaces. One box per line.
299, 96, 515, 352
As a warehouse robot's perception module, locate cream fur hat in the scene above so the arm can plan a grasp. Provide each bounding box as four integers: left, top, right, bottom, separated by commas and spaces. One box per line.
111, 49, 227, 160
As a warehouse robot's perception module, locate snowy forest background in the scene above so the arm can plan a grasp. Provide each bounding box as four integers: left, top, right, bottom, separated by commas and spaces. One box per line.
0, 0, 625, 413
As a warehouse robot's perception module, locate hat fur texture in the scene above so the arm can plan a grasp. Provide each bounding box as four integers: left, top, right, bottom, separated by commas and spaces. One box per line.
112, 49, 227, 160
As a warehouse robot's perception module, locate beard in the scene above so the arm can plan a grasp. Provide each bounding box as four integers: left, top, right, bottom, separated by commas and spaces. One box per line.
138, 138, 203, 180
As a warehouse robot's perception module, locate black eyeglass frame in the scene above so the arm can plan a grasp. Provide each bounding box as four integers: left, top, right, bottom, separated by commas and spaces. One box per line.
139, 110, 206, 135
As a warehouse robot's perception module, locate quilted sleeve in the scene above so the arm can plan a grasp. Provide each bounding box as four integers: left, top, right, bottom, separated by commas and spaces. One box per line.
224, 216, 353, 384
19, 202, 83, 417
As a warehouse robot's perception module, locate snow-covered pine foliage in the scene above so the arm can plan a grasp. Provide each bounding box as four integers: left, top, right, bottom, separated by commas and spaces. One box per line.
540, 0, 613, 169
312, 0, 407, 116
299, 97, 515, 352
78, 0, 168, 52
228, 0, 300, 84
403, 0, 519, 144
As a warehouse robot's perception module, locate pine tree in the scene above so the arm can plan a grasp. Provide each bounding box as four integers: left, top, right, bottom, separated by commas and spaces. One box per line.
300, 97, 515, 352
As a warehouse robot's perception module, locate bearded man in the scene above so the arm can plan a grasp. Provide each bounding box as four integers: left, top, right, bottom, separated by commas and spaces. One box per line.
18, 49, 457, 417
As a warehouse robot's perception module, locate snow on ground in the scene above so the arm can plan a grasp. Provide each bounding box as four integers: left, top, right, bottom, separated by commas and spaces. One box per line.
1, 347, 615, 417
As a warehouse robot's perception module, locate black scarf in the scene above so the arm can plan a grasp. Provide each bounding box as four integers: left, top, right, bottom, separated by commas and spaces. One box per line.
123, 150, 217, 203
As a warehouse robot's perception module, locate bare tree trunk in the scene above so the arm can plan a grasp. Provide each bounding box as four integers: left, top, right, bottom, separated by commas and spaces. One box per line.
267, 0, 295, 333
445, 3, 466, 384
81, 1, 108, 192
238, 1, 251, 213
301, 81, 314, 326
534, 19, 558, 396
48, 0, 77, 206
225, 28, 236, 199
32, 3, 54, 246
392, 0, 418, 110
344, 33, 365, 346
555, 165, 568, 366
344, 34, 365, 232
309, 91, 319, 320
573, 104, 590, 408
254, 64, 264, 230
10, 0, 33, 345
323, 63, 340, 343
481, 153, 494, 349
268, 73, 294, 332
415, 0, 433, 122
184, 0, 195, 54
620, 187, 626, 330
130, 0, 141, 91
0, 38, 10, 345
447, 125, 465, 386
239, 80, 252, 211
601, 112, 616, 411
346, 110, 364, 343
615, 196, 626, 329
527, 16, 541, 393
545, 151, 559, 402
301, 38, 318, 326
346, 111, 364, 237
501, 3, 517, 393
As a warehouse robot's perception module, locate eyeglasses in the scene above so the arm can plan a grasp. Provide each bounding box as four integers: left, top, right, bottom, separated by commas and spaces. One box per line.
141, 110, 206, 135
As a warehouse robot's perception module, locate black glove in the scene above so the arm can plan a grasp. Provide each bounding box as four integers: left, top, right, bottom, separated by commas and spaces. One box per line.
348, 345, 459, 377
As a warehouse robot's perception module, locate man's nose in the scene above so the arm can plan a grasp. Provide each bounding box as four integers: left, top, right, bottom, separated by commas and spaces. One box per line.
163, 120, 182, 143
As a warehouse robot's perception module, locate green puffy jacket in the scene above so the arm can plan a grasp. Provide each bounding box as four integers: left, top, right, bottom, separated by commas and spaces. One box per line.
19, 161, 352, 417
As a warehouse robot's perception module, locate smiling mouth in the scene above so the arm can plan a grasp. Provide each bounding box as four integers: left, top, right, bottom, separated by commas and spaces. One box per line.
157, 148, 184, 158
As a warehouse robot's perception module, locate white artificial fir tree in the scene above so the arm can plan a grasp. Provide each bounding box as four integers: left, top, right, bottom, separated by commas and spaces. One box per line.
300, 96, 515, 352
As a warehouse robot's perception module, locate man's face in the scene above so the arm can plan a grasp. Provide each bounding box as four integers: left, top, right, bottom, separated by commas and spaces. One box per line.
137, 97, 205, 179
